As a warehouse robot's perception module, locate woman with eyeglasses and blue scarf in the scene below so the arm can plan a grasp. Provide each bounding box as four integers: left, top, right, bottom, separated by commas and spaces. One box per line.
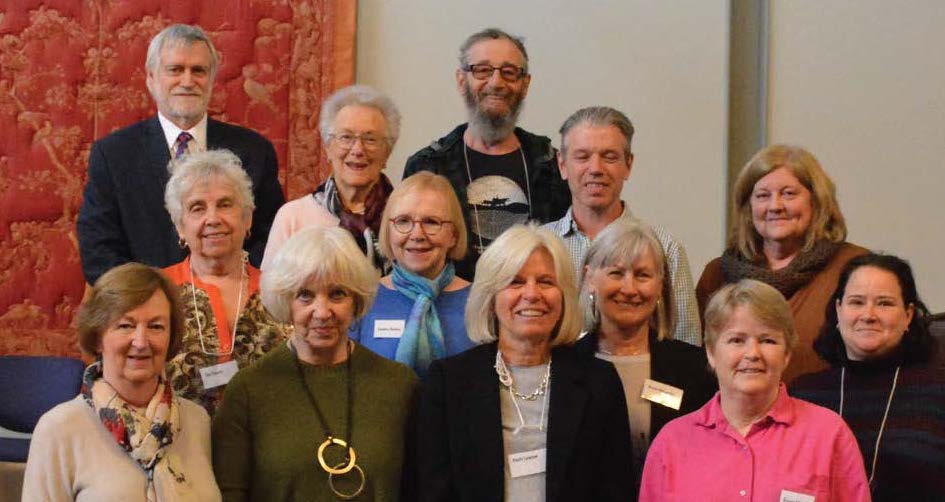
350, 172, 475, 377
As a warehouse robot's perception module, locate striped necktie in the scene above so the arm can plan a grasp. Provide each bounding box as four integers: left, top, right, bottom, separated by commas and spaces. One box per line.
174, 132, 193, 159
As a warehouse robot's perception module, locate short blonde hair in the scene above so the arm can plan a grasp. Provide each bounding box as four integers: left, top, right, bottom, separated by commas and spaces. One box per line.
261, 226, 379, 323
581, 220, 675, 340
730, 144, 847, 262
379, 172, 467, 263
703, 279, 797, 352
164, 149, 255, 228
77, 263, 184, 359
466, 224, 581, 346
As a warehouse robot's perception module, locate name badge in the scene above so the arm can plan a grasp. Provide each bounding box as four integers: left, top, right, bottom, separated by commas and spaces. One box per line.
199, 360, 239, 389
640, 378, 684, 410
374, 320, 406, 339
779, 489, 815, 502
508, 448, 546, 478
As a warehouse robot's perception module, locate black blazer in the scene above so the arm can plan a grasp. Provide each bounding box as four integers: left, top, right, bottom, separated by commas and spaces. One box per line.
416, 342, 636, 502
77, 116, 284, 283
574, 330, 718, 439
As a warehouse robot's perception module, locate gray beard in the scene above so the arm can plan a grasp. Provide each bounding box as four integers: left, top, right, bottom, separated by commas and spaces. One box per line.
464, 92, 524, 146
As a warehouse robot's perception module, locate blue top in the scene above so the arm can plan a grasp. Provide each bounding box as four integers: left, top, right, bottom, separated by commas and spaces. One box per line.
351, 284, 475, 370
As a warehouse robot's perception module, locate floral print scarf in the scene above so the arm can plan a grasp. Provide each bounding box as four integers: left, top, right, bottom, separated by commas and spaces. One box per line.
82, 360, 184, 501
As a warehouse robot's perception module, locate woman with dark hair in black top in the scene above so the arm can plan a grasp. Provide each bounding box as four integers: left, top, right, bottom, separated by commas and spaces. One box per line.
793, 253, 945, 501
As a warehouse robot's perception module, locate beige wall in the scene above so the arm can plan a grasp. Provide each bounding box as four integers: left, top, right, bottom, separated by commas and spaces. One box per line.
768, 1, 945, 310
355, 0, 730, 283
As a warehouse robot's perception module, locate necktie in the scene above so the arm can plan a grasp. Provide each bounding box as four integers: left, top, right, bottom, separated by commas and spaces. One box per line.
174, 132, 193, 159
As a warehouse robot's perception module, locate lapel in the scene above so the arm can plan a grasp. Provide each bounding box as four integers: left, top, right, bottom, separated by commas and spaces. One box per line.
458, 344, 505, 498
545, 347, 588, 502
144, 116, 172, 183
648, 338, 676, 434
206, 117, 222, 149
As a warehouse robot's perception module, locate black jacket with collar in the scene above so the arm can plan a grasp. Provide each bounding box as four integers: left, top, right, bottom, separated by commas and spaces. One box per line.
416, 342, 636, 502
402, 124, 572, 280
574, 329, 718, 441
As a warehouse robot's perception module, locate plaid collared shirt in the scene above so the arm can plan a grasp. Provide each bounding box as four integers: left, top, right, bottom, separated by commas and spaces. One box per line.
543, 205, 703, 346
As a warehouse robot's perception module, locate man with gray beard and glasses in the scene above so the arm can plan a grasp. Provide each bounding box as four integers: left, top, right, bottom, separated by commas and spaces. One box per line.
403, 28, 570, 280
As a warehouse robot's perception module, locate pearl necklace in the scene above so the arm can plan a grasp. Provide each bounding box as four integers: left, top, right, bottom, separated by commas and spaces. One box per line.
495, 349, 551, 433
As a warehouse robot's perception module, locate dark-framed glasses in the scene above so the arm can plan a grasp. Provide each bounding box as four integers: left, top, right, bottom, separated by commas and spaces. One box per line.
390, 215, 452, 235
328, 132, 387, 151
463, 63, 527, 82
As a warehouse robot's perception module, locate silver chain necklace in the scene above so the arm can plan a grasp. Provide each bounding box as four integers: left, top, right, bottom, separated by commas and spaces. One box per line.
494, 349, 550, 401
839, 364, 899, 487
463, 141, 532, 254
495, 349, 551, 433
188, 254, 247, 356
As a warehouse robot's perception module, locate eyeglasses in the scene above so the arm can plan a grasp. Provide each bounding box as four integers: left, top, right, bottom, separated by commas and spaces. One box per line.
328, 132, 387, 151
463, 64, 527, 82
390, 216, 452, 235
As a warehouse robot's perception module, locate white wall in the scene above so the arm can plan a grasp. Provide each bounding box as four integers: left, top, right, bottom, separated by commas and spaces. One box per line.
356, 0, 730, 281
768, 1, 945, 310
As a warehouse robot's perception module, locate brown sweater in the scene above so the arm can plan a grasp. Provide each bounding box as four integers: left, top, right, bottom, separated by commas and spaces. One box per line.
696, 242, 868, 383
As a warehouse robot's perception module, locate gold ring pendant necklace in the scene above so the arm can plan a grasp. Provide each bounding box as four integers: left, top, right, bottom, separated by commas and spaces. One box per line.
293, 341, 366, 499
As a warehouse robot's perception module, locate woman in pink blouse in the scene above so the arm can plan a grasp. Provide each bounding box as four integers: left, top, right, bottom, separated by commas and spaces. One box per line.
640, 279, 870, 502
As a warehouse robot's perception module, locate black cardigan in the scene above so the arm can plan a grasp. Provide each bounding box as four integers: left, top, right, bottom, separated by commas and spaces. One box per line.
574, 329, 718, 441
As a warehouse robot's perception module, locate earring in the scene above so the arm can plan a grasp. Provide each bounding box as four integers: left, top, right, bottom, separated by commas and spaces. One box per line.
589, 291, 600, 325
178, 237, 188, 249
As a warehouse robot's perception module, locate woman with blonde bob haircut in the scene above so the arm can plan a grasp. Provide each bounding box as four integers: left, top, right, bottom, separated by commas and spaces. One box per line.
465, 224, 581, 346
417, 224, 635, 501
697, 144, 867, 382
352, 172, 474, 376
213, 227, 419, 501
640, 279, 869, 501
576, 221, 716, 489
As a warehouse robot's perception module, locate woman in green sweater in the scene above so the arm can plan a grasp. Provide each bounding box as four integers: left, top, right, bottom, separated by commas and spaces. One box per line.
212, 226, 419, 501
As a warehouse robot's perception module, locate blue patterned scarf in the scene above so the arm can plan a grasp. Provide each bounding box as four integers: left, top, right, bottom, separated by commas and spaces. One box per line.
392, 262, 454, 376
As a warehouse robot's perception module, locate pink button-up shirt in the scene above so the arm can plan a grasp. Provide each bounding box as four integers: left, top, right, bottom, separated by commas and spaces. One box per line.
640, 384, 870, 502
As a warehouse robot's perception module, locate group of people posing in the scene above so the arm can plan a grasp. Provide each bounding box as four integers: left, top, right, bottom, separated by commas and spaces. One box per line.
19, 22, 943, 502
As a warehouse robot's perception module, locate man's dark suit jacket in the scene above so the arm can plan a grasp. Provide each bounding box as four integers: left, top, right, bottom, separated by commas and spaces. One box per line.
77, 116, 284, 284
416, 342, 636, 502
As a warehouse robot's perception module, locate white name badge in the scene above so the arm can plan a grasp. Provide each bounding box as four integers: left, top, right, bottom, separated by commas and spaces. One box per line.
640, 378, 684, 410
199, 360, 239, 389
374, 319, 406, 339
779, 489, 815, 502
508, 448, 547, 478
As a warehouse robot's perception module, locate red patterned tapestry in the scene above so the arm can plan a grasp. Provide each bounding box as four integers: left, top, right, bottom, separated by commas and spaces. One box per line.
0, 0, 356, 356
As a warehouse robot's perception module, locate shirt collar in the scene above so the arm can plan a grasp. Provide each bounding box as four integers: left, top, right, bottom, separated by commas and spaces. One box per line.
695, 383, 794, 431
157, 111, 208, 154
551, 201, 635, 238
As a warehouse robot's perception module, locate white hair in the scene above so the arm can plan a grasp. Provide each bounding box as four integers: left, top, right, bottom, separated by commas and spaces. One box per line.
261, 226, 379, 323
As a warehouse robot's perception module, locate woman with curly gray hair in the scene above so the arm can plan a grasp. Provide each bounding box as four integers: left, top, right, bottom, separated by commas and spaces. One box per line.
162, 148, 287, 416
